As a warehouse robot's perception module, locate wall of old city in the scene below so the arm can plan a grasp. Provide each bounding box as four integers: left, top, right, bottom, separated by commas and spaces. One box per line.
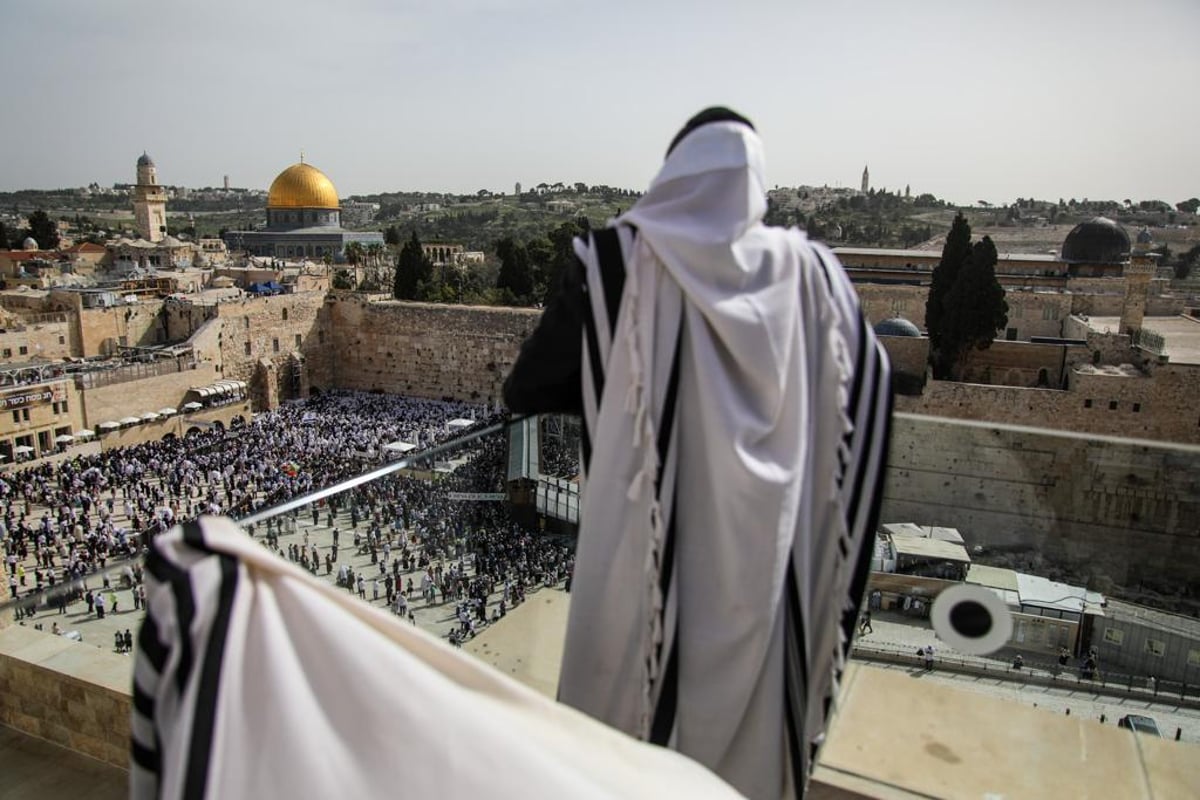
958, 341, 1087, 388
894, 364, 1200, 443
327, 297, 539, 403
876, 335, 928, 379
856, 284, 926, 327
212, 291, 334, 409
882, 413, 1200, 594
77, 301, 167, 357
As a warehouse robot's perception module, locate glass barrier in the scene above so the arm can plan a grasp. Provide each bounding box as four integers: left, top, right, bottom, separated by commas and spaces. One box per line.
2, 394, 1198, 742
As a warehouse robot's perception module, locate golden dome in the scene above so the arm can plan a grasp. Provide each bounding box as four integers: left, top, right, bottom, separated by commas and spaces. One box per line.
267, 162, 339, 209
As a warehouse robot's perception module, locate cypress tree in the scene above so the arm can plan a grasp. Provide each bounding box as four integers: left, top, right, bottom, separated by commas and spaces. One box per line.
925, 212, 973, 378
944, 235, 1009, 378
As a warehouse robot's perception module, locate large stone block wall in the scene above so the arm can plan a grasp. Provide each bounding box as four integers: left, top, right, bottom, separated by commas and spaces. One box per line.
958, 341, 1086, 388
876, 335, 928, 378
882, 413, 1200, 592
78, 302, 167, 357
213, 292, 334, 408
856, 284, 926, 327
894, 371, 1200, 443
327, 297, 540, 403
0, 626, 130, 769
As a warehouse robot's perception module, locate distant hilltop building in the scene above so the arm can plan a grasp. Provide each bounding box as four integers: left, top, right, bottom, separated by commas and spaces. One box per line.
132, 153, 167, 243
861, 165, 869, 194
221, 158, 383, 261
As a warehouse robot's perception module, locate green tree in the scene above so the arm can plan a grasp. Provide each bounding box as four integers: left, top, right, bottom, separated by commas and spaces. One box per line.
943, 236, 1008, 378
332, 269, 354, 290
1175, 244, 1200, 280
495, 236, 534, 301
925, 212, 973, 378
384, 225, 401, 246
394, 231, 431, 300
1176, 198, 1200, 215
24, 209, 60, 249
0, 221, 10, 250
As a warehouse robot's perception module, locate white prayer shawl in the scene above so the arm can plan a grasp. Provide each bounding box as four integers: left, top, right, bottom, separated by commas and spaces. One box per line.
131, 516, 742, 800
559, 122, 892, 799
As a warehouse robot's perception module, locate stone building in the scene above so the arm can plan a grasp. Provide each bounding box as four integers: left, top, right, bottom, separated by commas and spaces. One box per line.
222, 160, 384, 261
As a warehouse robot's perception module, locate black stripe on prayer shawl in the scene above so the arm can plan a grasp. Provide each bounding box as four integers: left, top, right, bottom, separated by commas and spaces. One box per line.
592, 228, 626, 337
840, 343, 893, 656
183, 548, 239, 800
580, 281, 605, 408
145, 540, 197, 694
131, 738, 161, 775
649, 321, 684, 744
783, 566, 810, 794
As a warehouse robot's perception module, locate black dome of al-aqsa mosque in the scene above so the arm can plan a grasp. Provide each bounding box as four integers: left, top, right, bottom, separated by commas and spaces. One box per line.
873, 317, 922, 337
1061, 217, 1131, 264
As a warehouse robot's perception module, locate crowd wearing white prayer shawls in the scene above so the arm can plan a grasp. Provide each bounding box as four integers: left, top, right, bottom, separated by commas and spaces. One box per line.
2, 391, 575, 644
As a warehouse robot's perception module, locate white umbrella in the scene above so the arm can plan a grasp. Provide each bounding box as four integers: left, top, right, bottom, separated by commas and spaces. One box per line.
119, 416, 141, 426
141, 411, 160, 421
158, 407, 177, 416
13, 445, 34, 454
98, 421, 120, 431
55, 434, 74, 443
75, 429, 95, 438
183, 401, 203, 411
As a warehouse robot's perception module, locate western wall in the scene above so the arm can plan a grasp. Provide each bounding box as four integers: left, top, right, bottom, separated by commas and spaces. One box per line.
884, 413, 1200, 601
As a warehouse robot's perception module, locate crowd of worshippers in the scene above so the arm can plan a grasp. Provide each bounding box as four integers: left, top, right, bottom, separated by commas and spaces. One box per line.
255, 427, 575, 645
0, 391, 508, 621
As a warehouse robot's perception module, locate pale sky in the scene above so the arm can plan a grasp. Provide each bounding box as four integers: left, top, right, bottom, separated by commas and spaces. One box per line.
3, 0, 1197, 206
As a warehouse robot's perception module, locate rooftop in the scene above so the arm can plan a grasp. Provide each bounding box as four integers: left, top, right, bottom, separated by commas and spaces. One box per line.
1085, 315, 1200, 365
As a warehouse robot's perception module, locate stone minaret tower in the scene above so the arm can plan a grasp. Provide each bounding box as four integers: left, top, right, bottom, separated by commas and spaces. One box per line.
861, 165, 870, 193
1120, 255, 1157, 335
133, 152, 167, 242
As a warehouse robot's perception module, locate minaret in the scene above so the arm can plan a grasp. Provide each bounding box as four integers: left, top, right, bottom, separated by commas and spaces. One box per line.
133, 152, 167, 242
1120, 255, 1157, 335
861, 165, 869, 194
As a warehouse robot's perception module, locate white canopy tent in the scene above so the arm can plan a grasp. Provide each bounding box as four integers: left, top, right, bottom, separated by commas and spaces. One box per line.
141, 411, 160, 421
55, 434, 74, 444
75, 429, 96, 438
158, 407, 177, 416
98, 421, 121, 431
119, 416, 142, 426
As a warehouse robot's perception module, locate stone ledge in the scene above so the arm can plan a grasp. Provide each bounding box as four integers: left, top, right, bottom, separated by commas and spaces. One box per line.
811, 663, 1200, 799
0, 626, 131, 770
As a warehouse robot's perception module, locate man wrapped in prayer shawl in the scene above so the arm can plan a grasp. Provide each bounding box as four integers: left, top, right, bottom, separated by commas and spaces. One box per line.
504, 107, 892, 799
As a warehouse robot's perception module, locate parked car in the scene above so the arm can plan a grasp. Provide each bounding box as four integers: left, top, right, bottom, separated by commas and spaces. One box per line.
1118, 715, 1161, 737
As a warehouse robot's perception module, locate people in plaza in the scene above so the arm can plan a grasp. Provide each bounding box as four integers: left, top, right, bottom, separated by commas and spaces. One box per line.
3, 389, 575, 677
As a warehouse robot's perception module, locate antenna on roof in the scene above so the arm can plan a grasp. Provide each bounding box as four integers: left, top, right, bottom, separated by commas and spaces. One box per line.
300, 149, 305, 164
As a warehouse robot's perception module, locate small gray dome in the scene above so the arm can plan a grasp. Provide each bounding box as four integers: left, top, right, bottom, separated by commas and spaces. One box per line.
1136, 227, 1153, 245
1061, 217, 1131, 264
137, 152, 155, 168
874, 317, 921, 337
21, 237, 38, 251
